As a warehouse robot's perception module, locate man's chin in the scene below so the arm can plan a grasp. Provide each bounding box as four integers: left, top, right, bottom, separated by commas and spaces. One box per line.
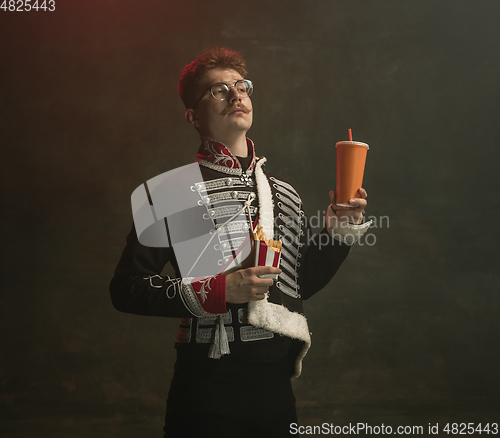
227, 117, 252, 130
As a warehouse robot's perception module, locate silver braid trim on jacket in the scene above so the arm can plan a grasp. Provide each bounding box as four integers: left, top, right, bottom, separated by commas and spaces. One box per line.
248, 157, 311, 379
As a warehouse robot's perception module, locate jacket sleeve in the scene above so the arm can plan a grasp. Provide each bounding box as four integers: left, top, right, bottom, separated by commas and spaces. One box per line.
109, 223, 227, 318
297, 217, 352, 301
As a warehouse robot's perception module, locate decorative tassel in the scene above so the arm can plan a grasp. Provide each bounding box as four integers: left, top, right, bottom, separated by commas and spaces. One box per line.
208, 315, 231, 359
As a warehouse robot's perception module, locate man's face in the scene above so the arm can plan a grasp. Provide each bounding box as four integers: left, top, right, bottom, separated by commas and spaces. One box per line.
186, 67, 253, 142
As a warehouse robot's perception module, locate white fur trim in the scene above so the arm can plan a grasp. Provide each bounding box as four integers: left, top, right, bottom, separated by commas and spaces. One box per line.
248, 298, 311, 379
253, 158, 274, 239
250, 158, 311, 379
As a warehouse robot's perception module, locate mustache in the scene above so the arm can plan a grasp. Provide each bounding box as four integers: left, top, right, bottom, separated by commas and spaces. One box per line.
219, 103, 252, 116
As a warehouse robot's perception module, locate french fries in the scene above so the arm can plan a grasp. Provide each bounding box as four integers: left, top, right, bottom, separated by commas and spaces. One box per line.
253, 225, 282, 252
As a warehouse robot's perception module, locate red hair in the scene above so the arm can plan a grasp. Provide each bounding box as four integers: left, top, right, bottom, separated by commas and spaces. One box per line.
178, 46, 247, 109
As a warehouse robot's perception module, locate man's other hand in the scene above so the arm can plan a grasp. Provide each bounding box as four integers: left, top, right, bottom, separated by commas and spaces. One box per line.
225, 266, 282, 304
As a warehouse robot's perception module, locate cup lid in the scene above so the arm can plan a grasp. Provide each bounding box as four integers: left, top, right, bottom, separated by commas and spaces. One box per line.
335, 141, 369, 150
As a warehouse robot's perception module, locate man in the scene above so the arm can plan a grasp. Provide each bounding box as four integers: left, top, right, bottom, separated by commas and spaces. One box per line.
110, 46, 370, 437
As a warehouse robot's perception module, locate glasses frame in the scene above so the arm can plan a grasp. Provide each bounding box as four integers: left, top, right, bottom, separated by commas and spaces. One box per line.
197, 79, 253, 103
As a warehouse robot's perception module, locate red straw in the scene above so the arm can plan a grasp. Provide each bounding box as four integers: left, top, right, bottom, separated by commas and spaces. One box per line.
348, 128, 353, 141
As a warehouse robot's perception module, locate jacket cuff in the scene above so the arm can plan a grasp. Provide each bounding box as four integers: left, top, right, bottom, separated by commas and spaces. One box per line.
330, 220, 372, 245
326, 205, 373, 245
190, 275, 228, 314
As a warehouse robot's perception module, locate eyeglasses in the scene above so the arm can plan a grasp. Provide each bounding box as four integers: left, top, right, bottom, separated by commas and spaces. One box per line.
198, 79, 253, 102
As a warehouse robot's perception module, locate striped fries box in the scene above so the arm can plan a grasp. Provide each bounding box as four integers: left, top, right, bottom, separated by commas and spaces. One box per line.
254, 239, 281, 280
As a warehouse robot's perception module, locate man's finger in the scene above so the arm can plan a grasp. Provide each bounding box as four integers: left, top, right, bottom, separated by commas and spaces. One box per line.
256, 278, 274, 288
251, 265, 282, 276
357, 188, 368, 199
329, 190, 336, 205
348, 198, 367, 209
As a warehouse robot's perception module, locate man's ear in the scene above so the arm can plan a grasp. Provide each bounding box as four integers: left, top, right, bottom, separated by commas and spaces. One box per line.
185, 108, 200, 129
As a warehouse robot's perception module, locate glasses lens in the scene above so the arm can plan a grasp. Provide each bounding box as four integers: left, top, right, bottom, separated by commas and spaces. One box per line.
211, 83, 229, 101
210, 80, 253, 101
237, 80, 253, 97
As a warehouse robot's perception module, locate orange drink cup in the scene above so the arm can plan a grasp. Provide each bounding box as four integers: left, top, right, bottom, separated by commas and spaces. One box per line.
335, 140, 369, 207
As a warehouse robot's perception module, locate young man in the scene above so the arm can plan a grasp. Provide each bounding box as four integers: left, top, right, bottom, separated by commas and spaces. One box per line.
110, 46, 370, 437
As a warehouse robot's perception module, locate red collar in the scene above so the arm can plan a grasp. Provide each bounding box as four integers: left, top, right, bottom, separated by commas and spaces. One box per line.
196, 137, 257, 176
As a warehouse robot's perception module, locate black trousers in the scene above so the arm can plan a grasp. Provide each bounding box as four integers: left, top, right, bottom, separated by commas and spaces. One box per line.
163, 350, 297, 438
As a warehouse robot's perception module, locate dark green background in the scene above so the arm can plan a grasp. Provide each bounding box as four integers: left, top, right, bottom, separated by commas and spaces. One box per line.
1, 0, 499, 436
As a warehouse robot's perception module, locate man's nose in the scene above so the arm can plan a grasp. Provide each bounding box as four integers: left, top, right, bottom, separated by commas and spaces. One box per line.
227, 85, 242, 103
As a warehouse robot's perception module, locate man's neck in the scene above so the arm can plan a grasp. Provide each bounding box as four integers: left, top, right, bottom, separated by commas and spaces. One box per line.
213, 134, 248, 157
